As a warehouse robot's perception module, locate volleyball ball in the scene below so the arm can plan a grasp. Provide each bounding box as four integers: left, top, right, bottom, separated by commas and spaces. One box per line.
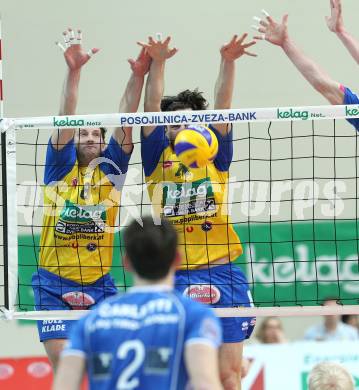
174, 125, 219, 168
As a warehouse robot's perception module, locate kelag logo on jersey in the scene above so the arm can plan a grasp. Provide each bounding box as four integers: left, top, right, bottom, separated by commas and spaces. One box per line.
55, 200, 107, 234
162, 178, 217, 217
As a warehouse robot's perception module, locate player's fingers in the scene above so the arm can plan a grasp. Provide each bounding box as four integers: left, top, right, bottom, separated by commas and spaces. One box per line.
244, 50, 257, 57
87, 48, 99, 58
259, 19, 269, 27
229, 34, 238, 45
282, 14, 289, 25
155, 32, 163, 42
253, 34, 266, 41
243, 40, 256, 48
68, 28, 75, 45
163, 36, 171, 45
127, 58, 135, 67
55, 41, 66, 52
261, 9, 270, 18
237, 33, 247, 44
62, 31, 70, 48
168, 47, 178, 58
137, 41, 149, 48
251, 25, 261, 33
257, 27, 266, 34
76, 29, 82, 45
148, 36, 155, 44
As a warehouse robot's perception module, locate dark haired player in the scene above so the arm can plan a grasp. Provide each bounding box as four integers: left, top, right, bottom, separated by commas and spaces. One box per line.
140, 34, 256, 389
54, 217, 222, 390
31, 29, 151, 370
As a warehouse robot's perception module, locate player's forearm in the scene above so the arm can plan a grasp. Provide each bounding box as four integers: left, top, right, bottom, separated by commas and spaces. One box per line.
144, 60, 165, 112
282, 38, 342, 104
214, 59, 235, 110
336, 30, 359, 65
119, 73, 145, 113
59, 69, 81, 116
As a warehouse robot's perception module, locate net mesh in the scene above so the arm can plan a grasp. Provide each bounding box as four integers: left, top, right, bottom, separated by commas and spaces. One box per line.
2, 108, 359, 319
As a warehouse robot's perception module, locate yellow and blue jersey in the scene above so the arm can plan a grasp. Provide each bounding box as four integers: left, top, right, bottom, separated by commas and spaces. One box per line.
63, 286, 222, 390
39, 136, 130, 284
141, 125, 242, 270
343, 86, 359, 131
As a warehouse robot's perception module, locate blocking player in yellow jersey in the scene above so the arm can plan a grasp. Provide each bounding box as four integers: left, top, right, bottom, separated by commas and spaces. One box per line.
31, 28, 151, 370
140, 34, 256, 390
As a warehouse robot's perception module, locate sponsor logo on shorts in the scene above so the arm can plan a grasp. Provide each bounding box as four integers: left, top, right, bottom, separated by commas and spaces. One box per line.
183, 284, 221, 304
62, 291, 95, 309
186, 226, 194, 233
27, 362, 52, 378
0, 364, 14, 380
163, 161, 173, 169
71, 177, 78, 187
241, 321, 249, 331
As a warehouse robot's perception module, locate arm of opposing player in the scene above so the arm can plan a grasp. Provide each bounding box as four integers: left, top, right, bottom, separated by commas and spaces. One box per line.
185, 343, 223, 390
326, 0, 359, 65
113, 47, 151, 154
184, 306, 223, 390
53, 316, 87, 390
282, 37, 344, 105
256, 14, 344, 105
53, 355, 85, 390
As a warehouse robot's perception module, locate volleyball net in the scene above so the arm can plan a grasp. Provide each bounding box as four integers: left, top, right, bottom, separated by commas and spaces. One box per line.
1, 104, 359, 320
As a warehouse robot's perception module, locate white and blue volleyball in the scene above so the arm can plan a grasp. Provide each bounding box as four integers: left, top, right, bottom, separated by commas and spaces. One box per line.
174, 125, 219, 168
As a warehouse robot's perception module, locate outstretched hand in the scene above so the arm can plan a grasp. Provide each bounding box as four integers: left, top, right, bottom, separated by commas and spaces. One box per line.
138, 35, 178, 62
128, 47, 151, 76
325, 0, 344, 33
56, 28, 99, 70
253, 13, 289, 47
220, 33, 257, 60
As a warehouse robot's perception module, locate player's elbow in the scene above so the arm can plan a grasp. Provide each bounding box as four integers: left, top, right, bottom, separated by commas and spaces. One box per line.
313, 80, 343, 105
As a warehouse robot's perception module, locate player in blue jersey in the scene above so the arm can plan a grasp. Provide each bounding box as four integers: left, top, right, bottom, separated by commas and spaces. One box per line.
54, 216, 223, 390
32, 29, 151, 370
253, 3, 359, 131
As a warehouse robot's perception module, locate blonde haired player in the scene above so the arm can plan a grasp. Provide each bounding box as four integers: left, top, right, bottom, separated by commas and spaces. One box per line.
140, 33, 256, 390
31, 28, 151, 371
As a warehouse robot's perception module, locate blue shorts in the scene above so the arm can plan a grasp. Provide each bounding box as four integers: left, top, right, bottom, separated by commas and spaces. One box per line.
32, 268, 117, 342
175, 263, 255, 343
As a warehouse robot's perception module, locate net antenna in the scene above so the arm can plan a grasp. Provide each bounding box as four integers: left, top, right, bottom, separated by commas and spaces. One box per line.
0, 17, 18, 320
3, 104, 359, 320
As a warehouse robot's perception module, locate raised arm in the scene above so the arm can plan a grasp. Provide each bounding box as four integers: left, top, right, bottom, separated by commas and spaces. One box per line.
326, 0, 359, 65
214, 33, 256, 135
52, 28, 99, 149
113, 47, 151, 154
254, 13, 344, 105
185, 343, 223, 390
142, 36, 178, 137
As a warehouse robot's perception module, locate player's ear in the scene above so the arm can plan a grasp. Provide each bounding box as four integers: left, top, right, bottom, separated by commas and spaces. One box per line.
123, 254, 133, 272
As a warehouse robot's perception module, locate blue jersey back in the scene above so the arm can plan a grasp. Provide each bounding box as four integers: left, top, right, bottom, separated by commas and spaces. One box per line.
64, 286, 221, 390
